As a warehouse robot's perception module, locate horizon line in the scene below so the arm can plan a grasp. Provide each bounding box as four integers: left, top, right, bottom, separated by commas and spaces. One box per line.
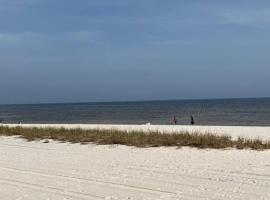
1, 96, 270, 106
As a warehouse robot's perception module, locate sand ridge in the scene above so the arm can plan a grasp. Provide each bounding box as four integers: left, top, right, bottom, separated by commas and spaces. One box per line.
3, 124, 270, 140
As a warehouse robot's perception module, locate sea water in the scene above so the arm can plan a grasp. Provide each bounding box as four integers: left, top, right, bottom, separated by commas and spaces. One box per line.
0, 98, 270, 126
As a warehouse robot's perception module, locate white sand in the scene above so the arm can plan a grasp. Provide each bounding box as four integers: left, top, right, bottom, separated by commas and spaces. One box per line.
0, 136, 270, 200
3, 124, 270, 140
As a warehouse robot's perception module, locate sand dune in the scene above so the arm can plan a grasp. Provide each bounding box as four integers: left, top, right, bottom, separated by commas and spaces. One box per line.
3, 124, 270, 140
0, 136, 270, 200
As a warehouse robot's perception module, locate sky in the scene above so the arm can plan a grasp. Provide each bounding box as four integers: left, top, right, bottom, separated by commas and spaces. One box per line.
1, 0, 270, 104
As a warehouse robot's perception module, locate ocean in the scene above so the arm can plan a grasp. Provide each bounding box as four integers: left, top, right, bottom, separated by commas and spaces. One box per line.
0, 98, 270, 126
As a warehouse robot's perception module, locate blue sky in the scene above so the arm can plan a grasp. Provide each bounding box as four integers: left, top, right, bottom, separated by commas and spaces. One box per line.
1, 0, 270, 104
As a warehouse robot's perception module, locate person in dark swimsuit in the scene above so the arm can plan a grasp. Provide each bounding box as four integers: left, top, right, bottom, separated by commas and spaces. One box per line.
191, 115, 195, 125
173, 116, 177, 125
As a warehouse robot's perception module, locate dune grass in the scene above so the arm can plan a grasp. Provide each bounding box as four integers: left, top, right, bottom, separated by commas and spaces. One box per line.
0, 125, 269, 150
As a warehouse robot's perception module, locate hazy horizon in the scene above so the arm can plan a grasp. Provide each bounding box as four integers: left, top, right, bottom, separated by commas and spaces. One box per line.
1, 1, 270, 104
1, 96, 270, 106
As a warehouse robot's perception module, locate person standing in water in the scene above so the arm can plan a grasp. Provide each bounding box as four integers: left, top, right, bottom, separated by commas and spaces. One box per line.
190, 115, 195, 125
173, 116, 177, 125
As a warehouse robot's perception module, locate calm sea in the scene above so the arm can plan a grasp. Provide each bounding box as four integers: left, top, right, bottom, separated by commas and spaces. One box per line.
0, 98, 270, 126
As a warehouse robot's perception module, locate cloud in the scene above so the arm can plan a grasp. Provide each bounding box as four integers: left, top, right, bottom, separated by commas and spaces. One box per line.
221, 7, 270, 26
62, 31, 103, 43
0, 0, 38, 5
0, 0, 39, 10
0, 30, 103, 60
0, 32, 37, 44
0, 30, 102, 45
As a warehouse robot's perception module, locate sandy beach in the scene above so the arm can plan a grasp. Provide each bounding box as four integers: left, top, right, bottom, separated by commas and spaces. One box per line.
2, 0, 270, 199
1, 124, 270, 199
0, 135, 270, 200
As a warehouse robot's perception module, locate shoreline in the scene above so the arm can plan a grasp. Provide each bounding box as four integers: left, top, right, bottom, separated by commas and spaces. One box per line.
2, 123, 270, 141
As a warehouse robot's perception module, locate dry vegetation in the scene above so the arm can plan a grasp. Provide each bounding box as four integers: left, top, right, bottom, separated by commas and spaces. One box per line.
0, 126, 270, 150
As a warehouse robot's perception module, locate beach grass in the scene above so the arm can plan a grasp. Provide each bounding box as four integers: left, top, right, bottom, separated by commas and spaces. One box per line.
0, 126, 269, 150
